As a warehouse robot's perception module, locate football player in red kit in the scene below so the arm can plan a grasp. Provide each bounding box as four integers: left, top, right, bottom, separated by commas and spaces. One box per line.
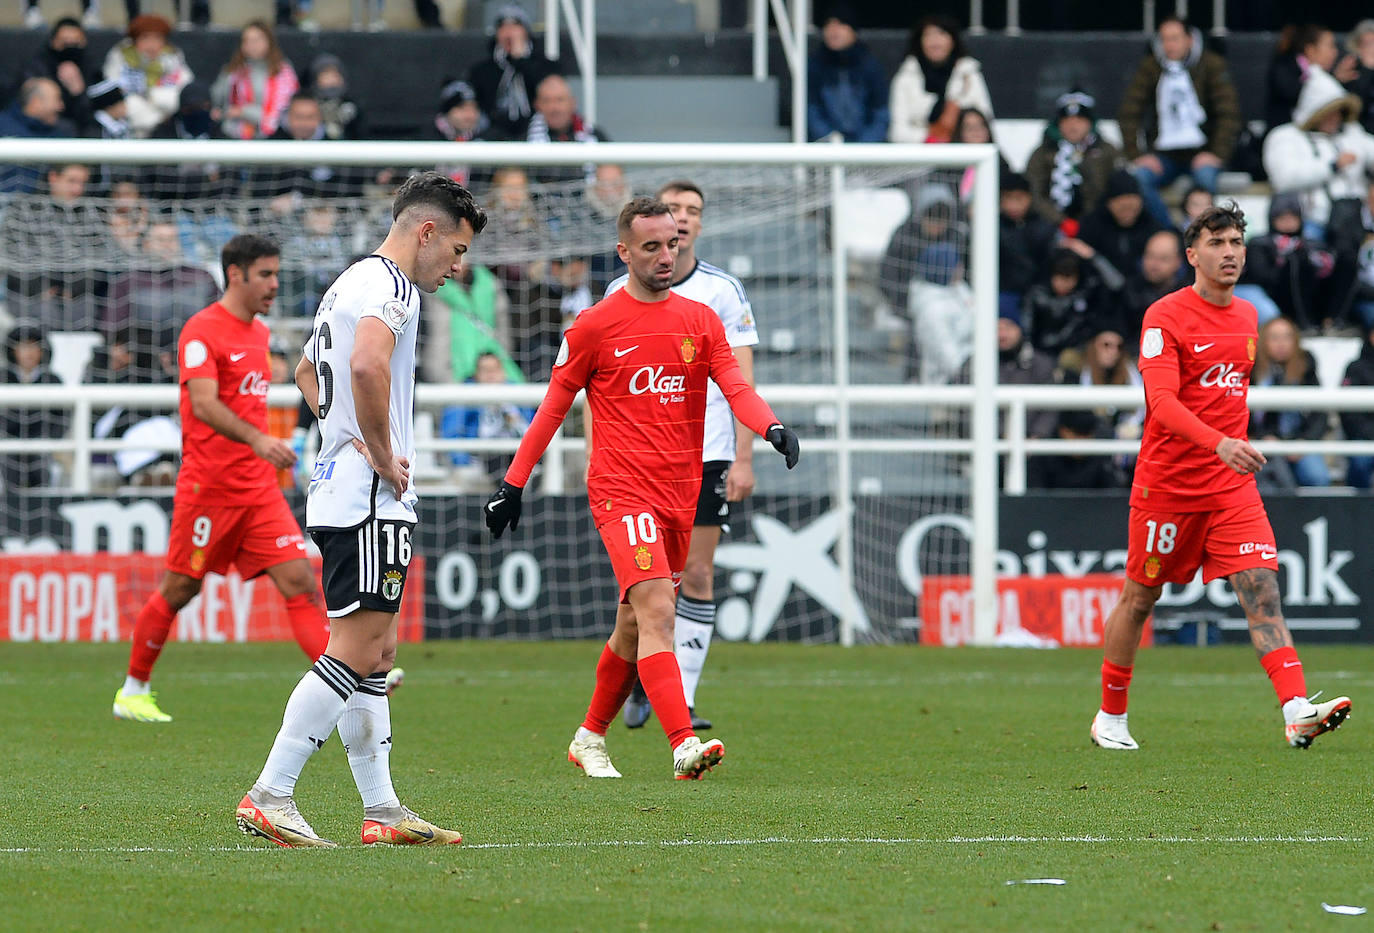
1091, 202, 1351, 750
484, 197, 799, 780
112, 235, 330, 722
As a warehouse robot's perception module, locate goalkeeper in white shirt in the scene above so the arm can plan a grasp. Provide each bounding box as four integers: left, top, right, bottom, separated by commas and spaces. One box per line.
604, 180, 760, 731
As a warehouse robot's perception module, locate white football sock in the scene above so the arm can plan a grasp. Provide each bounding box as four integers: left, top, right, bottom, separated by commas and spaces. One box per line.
255, 655, 360, 799
674, 595, 716, 708
338, 673, 400, 810
121, 676, 150, 695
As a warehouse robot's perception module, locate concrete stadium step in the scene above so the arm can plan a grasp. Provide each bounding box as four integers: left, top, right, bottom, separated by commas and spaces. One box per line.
567, 75, 784, 143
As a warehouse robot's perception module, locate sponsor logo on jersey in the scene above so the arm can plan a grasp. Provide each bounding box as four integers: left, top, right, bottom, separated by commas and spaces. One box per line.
628, 365, 687, 396
680, 337, 696, 363
1144, 556, 1161, 579
239, 371, 270, 397
633, 545, 653, 571
1199, 362, 1245, 389
381, 570, 404, 601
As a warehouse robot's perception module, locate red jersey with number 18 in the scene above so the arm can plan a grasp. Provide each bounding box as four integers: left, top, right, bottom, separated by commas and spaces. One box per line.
1131, 286, 1263, 513
175, 302, 279, 506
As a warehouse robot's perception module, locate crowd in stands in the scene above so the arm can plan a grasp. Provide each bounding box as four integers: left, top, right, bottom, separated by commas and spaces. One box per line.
3, 2, 1374, 492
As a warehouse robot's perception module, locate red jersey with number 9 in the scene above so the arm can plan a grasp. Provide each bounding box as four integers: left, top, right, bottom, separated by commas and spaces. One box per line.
1131, 286, 1262, 513
175, 302, 279, 505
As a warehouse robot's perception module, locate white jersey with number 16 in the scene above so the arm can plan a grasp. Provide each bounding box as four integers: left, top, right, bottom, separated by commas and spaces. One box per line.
303, 255, 421, 530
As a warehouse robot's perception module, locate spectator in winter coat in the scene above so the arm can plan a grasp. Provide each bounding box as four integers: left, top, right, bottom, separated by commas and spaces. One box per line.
1326, 179, 1374, 331
998, 171, 1056, 302
146, 82, 233, 201
1024, 89, 1121, 233
101, 15, 191, 138
525, 75, 609, 184
1265, 24, 1344, 133
1021, 248, 1121, 368
887, 14, 991, 143
1250, 316, 1331, 487
1340, 322, 1374, 488
466, 4, 559, 141
1117, 17, 1241, 228
1236, 193, 1337, 330
1076, 168, 1165, 281
429, 79, 490, 187
0, 322, 70, 491
212, 21, 298, 141
308, 53, 367, 141
1263, 66, 1374, 234
807, 3, 889, 143
0, 77, 75, 193
16, 17, 98, 135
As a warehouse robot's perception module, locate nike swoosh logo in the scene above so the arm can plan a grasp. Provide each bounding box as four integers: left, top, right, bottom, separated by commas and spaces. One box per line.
230, 352, 248, 361
1193, 343, 1215, 353
408, 825, 435, 840
613, 345, 639, 357
1260, 551, 1277, 560
1282, 659, 1302, 668
1106, 684, 1126, 690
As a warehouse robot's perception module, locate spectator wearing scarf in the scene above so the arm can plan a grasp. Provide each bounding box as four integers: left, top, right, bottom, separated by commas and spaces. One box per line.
466, 4, 559, 141
888, 13, 992, 143
213, 20, 299, 140
101, 15, 192, 138
1024, 89, 1121, 233
1118, 17, 1241, 227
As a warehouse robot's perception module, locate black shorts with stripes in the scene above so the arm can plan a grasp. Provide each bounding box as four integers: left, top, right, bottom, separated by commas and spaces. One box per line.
312, 518, 416, 618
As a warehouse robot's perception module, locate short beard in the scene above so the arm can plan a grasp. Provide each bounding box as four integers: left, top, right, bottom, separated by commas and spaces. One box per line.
636, 271, 671, 294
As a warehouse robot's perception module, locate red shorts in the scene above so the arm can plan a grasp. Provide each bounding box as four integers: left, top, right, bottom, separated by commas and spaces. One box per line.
1126, 503, 1278, 586
166, 496, 307, 580
596, 506, 690, 603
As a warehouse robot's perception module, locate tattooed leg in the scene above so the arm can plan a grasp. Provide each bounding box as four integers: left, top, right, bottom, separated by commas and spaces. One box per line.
1229, 567, 1293, 656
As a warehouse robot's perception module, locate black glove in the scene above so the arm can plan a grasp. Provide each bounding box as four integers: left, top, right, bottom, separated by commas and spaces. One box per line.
484, 481, 524, 538
765, 424, 800, 469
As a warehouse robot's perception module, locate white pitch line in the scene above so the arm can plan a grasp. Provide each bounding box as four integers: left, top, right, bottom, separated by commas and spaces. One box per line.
0, 835, 1363, 854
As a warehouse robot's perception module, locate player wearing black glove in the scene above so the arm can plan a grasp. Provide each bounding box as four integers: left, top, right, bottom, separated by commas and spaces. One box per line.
766, 424, 800, 469
484, 481, 523, 538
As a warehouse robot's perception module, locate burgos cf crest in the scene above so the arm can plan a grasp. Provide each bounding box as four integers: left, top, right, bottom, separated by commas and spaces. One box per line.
633, 546, 653, 571
1144, 556, 1161, 579
680, 337, 696, 363
382, 570, 404, 601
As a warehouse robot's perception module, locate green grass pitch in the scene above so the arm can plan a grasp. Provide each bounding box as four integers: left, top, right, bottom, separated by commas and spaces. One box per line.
2, 641, 1369, 931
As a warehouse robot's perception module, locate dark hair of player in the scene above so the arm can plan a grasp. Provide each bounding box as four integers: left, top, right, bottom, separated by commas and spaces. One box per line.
391, 171, 489, 235
221, 233, 280, 282
1183, 201, 1246, 248
655, 179, 705, 209
617, 196, 673, 241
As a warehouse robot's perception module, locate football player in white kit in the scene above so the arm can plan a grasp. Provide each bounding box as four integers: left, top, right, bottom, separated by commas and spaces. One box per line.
236, 173, 487, 847
607, 180, 760, 731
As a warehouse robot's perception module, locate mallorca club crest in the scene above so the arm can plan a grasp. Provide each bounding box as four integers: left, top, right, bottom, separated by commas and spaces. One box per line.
633, 546, 654, 571
382, 570, 404, 601
190, 548, 206, 573
1246, 337, 1256, 361
680, 337, 696, 363
1144, 556, 1161, 579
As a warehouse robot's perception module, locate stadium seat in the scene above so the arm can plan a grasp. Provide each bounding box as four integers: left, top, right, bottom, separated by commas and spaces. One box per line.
833, 187, 910, 264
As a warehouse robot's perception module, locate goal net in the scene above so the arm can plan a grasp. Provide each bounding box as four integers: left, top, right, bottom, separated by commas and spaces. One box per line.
0, 140, 998, 644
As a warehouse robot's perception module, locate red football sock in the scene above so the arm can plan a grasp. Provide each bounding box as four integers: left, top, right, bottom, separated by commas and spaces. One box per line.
1261, 646, 1306, 705
580, 644, 637, 735
285, 592, 329, 661
1100, 660, 1133, 715
638, 650, 695, 749
127, 591, 177, 682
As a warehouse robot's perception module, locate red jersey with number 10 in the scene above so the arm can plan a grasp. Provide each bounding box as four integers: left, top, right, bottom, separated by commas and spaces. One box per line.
505, 288, 780, 530
1132, 286, 1262, 513
175, 302, 279, 505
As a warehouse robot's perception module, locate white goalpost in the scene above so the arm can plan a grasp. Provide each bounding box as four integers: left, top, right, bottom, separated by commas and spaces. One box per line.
0, 138, 1002, 645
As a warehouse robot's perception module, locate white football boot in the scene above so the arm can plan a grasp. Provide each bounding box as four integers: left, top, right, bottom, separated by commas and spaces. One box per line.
1090, 710, 1139, 750
568, 728, 622, 778
1284, 695, 1351, 749
235, 791, 337, 848
673, 736, 725, 780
